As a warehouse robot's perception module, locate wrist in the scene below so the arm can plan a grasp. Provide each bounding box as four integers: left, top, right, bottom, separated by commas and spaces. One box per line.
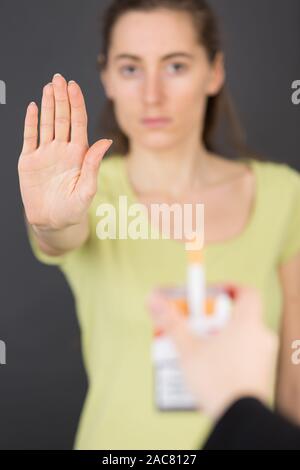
30, 213, 88, 235
210, 387, 269, 421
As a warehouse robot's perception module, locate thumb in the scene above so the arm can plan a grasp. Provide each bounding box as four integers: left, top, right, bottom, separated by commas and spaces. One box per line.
212, 282, 263, 325
77, 139, 113, 203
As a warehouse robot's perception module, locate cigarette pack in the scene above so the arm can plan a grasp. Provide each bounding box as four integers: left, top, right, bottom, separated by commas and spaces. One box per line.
152, 286, 233, 411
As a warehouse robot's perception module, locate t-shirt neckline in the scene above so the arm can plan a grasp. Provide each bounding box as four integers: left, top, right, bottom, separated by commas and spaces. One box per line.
115, 155, 259, 250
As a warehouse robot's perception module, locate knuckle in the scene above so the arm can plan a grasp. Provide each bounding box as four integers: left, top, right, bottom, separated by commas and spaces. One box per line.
54, 96, 68, 103
40, 122, 53, 129
42, 103, 54, 110
82, 184, 96, 202
55, 116, 70, 125
24, 134, 37, 142
71, 101, 84, 109
72, 119, 86, 128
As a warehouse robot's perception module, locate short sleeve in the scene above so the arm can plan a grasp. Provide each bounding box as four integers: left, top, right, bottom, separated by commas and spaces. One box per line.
278, 166, 300, 265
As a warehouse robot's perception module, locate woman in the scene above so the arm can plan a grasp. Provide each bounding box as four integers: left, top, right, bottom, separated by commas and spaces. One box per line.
18, 0, 300, 450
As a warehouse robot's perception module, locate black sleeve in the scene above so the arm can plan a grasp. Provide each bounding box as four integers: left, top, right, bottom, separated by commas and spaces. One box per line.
202, 397, 300, 450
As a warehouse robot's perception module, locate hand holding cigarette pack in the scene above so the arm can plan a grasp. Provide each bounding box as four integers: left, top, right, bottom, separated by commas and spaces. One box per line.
152, 237, 234, 411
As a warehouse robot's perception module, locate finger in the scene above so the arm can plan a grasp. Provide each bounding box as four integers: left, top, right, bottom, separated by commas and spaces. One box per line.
52, 73, 70, 142
210, 282, 262, 324
40, 83, 54, 144
147, 291, 196, 355
267, 331, 279, 357
68, 80, 88, 146
233, 285, 263, 324
76, 139, 113, 204
22, 102, 38, 155
210, 282, 240, 300
266, 331, 279, 372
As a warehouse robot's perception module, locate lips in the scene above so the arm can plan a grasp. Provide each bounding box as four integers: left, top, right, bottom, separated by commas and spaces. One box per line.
141, 117, 171, 127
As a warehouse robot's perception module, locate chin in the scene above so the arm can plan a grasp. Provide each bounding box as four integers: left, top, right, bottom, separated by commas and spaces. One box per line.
138, 131, 180, 149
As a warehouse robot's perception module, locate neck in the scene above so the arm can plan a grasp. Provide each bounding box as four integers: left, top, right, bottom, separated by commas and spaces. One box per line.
125, 136, 212, 198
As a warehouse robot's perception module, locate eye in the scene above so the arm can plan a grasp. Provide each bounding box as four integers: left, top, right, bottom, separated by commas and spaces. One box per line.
167, 63, 188, 74
119, 65, 138, 76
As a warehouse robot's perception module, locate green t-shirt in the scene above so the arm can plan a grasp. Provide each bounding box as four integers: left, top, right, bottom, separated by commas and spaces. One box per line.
27, 155, 300, 450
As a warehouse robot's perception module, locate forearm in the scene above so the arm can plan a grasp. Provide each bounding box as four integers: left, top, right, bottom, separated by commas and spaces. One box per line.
25, 212, 90, 257
275, 325, 300, 425
204, 397, 300, 450
277, 256, 300, 424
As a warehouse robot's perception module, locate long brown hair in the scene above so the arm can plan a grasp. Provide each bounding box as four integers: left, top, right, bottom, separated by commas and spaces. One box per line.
97, 0, 259, 160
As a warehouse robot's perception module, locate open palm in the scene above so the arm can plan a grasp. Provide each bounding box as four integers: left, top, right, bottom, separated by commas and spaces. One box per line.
18, 73, 112, 230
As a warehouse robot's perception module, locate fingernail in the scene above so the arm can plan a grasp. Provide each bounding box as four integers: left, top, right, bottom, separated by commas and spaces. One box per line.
53, 73, 62, 81
68, 80, 76, 85
44, 83, 53, 95
225, 286, 237, 300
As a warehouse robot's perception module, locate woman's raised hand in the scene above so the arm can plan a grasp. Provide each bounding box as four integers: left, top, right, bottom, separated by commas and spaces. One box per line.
18, 73, 112, 230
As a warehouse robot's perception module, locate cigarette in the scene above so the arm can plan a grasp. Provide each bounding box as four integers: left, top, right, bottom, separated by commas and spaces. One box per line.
186, 234, 206, 321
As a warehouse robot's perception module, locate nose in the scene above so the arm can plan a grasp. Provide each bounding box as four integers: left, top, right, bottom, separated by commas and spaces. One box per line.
142, 71, 164, 105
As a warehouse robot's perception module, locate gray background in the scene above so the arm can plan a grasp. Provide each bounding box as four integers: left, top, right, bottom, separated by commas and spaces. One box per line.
0, 0, 299, 449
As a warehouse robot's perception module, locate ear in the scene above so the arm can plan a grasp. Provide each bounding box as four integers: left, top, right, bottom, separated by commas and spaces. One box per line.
206, 52, 226, 96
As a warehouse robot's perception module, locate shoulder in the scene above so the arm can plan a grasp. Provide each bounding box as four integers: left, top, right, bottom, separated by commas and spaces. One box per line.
252, 158, 300, 180
252, 159, 300, 202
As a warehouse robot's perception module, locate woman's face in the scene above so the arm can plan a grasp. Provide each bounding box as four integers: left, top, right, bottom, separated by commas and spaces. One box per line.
101, 8, 225, 151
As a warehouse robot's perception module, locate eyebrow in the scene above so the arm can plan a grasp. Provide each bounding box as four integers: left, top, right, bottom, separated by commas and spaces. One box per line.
113, 52, 194, 62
